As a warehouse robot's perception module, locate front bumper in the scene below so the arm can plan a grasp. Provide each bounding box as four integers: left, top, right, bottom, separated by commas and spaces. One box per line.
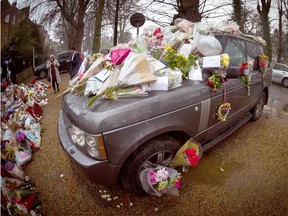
57, 111, 122, 185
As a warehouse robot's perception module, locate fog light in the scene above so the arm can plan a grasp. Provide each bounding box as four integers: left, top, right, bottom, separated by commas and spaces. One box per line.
87, 146, 99, 158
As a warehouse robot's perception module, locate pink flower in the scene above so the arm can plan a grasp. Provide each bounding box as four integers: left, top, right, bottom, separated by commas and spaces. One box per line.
148, 170, 157, 185
259, 61, 267, 67
174, 177, 181, 189
184, 148, 200, 166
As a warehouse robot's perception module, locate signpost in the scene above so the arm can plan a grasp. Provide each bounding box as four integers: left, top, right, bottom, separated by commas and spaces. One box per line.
130, 13, 145, 35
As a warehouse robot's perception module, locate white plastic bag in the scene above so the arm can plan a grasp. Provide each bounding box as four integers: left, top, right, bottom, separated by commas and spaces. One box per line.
197, 35, 222, 56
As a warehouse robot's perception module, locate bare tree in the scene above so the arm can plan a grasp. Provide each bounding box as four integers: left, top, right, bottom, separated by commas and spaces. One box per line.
31, 0, 92, 51
257, 0, 272, 58
104, 0, 139, 45
276, 0, 285, 62
232, 0, 245, 32
92, 0, 105, 52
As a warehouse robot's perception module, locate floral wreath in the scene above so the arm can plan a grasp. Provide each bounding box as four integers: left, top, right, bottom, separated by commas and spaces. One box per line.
216, 102, 231, 122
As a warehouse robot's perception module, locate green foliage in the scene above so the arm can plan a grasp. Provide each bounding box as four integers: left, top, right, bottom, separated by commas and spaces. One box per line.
3, 19, 46, 60
163, 45, 197, 78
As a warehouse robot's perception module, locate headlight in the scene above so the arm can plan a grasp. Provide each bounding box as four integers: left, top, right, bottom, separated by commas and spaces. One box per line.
86, 136, 96, 146
87, 146, 99, 158
69, 125, 85, 147
68, 124, 107, 160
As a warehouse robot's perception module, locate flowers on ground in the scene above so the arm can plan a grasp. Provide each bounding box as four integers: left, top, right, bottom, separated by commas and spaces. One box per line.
140, 166, 181, 196
170, 139, 202, 167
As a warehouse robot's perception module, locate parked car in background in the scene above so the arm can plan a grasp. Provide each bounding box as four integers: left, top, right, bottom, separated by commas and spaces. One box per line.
34, 51, 71, 79
270, 62, 288, 87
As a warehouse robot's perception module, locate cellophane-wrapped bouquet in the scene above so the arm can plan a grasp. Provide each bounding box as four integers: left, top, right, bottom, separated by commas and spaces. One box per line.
140, 166, 181, 196
169, 139, 202, 167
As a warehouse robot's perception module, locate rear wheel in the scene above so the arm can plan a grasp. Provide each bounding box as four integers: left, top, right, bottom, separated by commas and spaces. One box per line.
39, 70, 47, 79
121, 135, 181, 194
282, 78, 288, 87
251, 91, 266, 121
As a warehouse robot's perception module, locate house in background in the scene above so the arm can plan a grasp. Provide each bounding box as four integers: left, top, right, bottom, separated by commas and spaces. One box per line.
1, 0, 30, 48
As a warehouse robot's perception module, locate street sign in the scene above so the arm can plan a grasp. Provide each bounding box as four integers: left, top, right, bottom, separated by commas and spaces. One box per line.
130, 13, 145, 35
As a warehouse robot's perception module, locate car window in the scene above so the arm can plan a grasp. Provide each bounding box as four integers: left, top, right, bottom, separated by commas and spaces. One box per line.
57, 52, 70, 60
223, 38, 246, 68
259, 45, 267, 56
270, 63, 275, 69
278, 65, 288, 72
246, 41, 260, 70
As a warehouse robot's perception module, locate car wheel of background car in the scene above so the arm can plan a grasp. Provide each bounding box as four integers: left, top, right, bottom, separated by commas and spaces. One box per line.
121, 135, 181, 194
251, 91, 266, 121
39, 70, 47, 79
282, 78, 288, 87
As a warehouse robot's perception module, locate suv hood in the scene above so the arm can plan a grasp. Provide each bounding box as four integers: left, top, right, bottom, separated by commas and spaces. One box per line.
62, 80, 210, 134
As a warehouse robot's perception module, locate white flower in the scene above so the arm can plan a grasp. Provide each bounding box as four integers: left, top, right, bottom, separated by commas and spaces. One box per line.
156, 168, 169, 181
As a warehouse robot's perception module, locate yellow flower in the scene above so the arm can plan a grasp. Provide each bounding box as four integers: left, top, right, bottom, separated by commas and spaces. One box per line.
221, 54, 230, 67
259, 54, 269, 61
157, 180, 168, 191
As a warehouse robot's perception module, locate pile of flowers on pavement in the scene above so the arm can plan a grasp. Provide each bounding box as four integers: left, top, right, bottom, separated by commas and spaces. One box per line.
57, 18, 268, 196
1, 80, 49, 215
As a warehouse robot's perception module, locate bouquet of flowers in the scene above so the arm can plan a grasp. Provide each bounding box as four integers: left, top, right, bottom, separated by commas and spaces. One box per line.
240, 62, 250, 86
140, 166, 181, 196
259, 54, 269, 73
207, 73, 222, 92
169, 139, 202, 167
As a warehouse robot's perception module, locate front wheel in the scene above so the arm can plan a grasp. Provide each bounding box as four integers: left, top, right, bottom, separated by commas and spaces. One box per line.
39, 70, 47, 79
282, 78, 288, 87
121, 135, 181, 194
251, 91, 266, 121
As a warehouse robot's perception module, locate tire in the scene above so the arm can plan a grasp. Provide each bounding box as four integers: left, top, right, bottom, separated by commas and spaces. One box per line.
251, 91, 266, 121
282, 78, 288, 88
39, 70, 47, 79
121, 135, 181, 194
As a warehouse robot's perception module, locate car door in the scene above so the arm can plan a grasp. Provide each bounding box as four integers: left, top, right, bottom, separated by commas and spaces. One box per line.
273, 64, 287, 83
57, 52, 71, 72
245, 41, 263, 102
205, 36, 254, 140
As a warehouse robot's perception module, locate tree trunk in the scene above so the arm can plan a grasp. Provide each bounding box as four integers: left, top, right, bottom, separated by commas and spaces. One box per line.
257, 0, 272, 59
277, 0, 283, 62
113, 0, 120, 46
233, 0, 245, 32
92, 0, 105, 53
172, 0, 201, 25
55, 0, 90, 51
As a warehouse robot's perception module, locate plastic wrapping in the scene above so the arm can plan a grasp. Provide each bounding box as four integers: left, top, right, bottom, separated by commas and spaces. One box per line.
117, 53, 156, 87
174, 18, 195, 35
140, 165, 181, 196
178, 40, 197, 58
197, 35, 222, 56
188, 60, 202, 81
110, 48, 131, 65
170, 139, 202, 167
114, 85, 149, 98
84, 76, 104, 96
128, 35, 148, 53
151, 68, 182, 90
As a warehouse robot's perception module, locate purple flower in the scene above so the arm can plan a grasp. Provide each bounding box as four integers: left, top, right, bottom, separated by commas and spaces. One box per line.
16, 131, 26, 142
147, 170, 157, 185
